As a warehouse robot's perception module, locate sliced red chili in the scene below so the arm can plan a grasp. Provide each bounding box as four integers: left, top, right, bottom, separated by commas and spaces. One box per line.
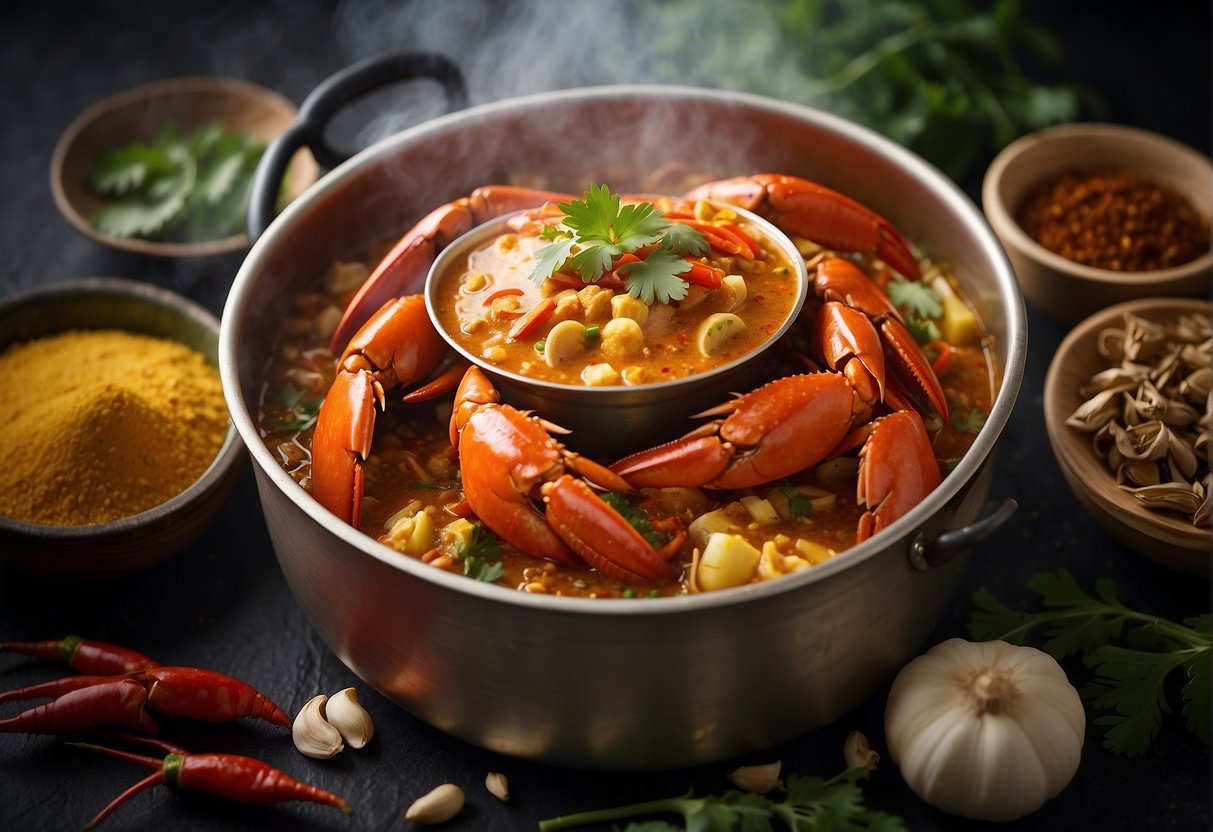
508, 298, 556, 340
929, 340, 955, 376
681, 259, 724, 289
482, 288, 525, 306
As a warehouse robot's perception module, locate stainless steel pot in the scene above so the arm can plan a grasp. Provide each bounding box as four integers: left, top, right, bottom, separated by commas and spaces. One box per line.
221, 55, 1026, 769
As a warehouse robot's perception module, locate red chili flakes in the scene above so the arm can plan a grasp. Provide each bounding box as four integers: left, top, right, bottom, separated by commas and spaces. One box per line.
1016, 168, 1210, 271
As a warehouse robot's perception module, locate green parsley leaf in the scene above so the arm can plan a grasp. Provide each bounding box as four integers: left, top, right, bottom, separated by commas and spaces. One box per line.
885, 276, 942, 319
618, 247, 691, 305
949, 407, 986, 434
968, 569, 1210, 755
455, 522, 505, 583
537, 768, 904, 831
601, 492, 665, 547
780, 487, 813, 518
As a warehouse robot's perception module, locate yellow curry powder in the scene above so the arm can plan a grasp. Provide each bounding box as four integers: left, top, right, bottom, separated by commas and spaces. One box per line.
0, 330, 228, 526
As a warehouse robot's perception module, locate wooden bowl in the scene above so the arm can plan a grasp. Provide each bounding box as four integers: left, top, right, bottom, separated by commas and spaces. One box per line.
1044, 297, 1211, 576
51, 77, 318, 258
983, 123, 1212, 326
0, 278, 245, 579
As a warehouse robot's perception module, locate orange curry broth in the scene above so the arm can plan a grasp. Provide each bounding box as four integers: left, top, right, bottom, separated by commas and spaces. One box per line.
431, 208, 799, 387
257, 213, 996, 601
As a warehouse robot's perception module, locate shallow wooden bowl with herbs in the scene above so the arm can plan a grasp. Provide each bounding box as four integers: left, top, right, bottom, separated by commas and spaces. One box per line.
1044, 297, 1211, 576
0, 278, 245, 579
983, 123, 1213, 326
51, 77, 318, 258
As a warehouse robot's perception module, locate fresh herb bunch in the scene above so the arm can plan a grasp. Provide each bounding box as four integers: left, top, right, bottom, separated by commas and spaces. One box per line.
969, 568, 1210, 756
630, 0, 1094, 183
86, 121, 266, 243
539, 768, 904, 831
529, 183, 709, 304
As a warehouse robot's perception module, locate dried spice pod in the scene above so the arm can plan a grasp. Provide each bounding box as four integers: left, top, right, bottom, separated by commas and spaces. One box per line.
1066, 309, 1212, 528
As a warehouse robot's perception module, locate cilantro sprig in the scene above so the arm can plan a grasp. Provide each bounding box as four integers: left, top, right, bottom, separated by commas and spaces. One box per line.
455, 522, 505, 583
968, 569, 1210, 756
529, 184, 709, 305
538, 767, 904, 831
86, 120, 266, 243
262, 382, 322, 434
885, 277, 943, 345
602, 491, 665, 547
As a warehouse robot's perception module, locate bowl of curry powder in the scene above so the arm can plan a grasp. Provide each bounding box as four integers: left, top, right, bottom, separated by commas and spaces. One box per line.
0, 277, 243, 578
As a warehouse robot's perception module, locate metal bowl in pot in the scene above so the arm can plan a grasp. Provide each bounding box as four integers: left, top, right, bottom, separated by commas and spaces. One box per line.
221, 72, 1025, 769
424, 205, 809, 453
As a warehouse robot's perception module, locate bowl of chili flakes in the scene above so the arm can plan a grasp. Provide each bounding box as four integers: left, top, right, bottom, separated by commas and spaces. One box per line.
982, 122, 1212, 327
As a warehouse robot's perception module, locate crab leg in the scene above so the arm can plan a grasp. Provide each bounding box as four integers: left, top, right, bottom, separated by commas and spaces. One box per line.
611, 373, 864, 490
685, 173, 921, 281
311, 294, 447, 526
453, 367, 681, 582
856, 410, 942, 540
814, 257, 949, 421
330, 185, 571, 353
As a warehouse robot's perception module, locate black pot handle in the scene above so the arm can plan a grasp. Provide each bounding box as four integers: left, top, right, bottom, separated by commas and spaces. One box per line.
909, 498, 1019, 570
246, 52, 468, 243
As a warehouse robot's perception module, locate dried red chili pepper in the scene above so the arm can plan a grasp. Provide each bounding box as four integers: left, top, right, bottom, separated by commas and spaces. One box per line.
1, 635, 159, 675
0, 666, 289, 733
70, 736, 351, 829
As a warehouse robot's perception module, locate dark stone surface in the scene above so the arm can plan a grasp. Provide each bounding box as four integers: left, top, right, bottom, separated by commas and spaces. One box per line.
1, 1, 1208, 829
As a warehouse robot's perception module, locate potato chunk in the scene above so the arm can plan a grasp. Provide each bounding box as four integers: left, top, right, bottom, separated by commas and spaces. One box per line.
696, 533, 761, 591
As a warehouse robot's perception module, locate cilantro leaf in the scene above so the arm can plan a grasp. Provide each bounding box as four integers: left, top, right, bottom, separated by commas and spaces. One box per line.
601, 492, 666, 547
455, 522, 505, 583
85, 144, 175, 195
262, 382, 322, 433
780, 487, 813, 518
949, 407, 986, 435
664, 222, 712, 256
885, 277, 942, 319
530, 238, 578, 285
968, 570, 1211, 755
619, 247, 691, 305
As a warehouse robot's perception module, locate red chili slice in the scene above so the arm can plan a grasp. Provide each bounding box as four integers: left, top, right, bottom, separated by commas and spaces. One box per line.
507, 298, 556, 340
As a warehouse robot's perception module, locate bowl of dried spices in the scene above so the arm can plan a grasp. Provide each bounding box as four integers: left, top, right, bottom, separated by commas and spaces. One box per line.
983, 123, 1212, 326
1044, 296, 1211, 576
51, 77, 318, 258
0, 277, 245, 578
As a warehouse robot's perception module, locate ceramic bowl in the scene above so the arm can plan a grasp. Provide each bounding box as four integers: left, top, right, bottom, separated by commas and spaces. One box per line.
983, 123, 1212, 326
1044, 296, 1211, 576
0, 278, 245, 579
51, 77, 318, 258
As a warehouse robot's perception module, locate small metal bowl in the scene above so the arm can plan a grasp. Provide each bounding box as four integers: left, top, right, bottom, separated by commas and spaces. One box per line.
51, 77, 318, 258
1044, 296, 1210, 576
424, 204, 809, 455
982, 123, 1212, 326
0, 278, 245, 579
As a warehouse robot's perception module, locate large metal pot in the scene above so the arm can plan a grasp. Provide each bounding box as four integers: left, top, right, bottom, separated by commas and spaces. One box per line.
221, 55, 1026, 770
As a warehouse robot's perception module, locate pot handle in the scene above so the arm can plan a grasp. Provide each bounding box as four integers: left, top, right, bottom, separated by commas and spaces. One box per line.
246, 51, 469, 243
908, 498, 1018, 570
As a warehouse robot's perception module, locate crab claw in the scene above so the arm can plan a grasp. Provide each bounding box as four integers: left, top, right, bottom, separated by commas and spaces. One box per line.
856, 410, 942, 540
684, 173, 921, 281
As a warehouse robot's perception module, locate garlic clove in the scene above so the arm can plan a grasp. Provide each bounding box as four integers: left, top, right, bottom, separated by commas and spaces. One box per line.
843, 730, 880, 779
292, 694, 344, 759
405, 783, 465, 825
485, 771, 510, 802
325, 687, 374, 749
726, 760, 783, 794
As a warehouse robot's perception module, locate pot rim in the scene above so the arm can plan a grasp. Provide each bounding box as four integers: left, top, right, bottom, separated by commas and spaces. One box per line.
221, 83, 1026, 617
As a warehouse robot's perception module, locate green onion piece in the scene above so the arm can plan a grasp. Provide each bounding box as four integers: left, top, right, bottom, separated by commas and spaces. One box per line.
584, 324, 600, 343
534, 338, 546, 353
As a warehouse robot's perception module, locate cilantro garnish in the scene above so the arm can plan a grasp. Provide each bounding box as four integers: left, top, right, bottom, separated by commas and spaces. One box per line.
903, 316, 942, 346
86, 120, 266, 243
537, 767, 904, 831
780, 487, 813, 518
528, 183, 708, 305
886, 276, 943, 319
263, 382, 321, 433
601, 491, 665, 547
456, 523, 505, 583
969, 569, 1210, 756
949, 407, 986, 434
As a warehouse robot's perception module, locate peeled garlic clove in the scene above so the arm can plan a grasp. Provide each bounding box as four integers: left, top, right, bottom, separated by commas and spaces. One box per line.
292, 694, 344, 759
325, 687, 374, 749
405, 783, 464, 825
485, 771, 510, 802
727, 760, 783, 794
843, 730, 880, 779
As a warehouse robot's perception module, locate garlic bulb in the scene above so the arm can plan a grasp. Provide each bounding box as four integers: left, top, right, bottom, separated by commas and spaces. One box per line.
885, 638, 1085, 822
292, 694, 344, 759
325, 687, 374, 749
